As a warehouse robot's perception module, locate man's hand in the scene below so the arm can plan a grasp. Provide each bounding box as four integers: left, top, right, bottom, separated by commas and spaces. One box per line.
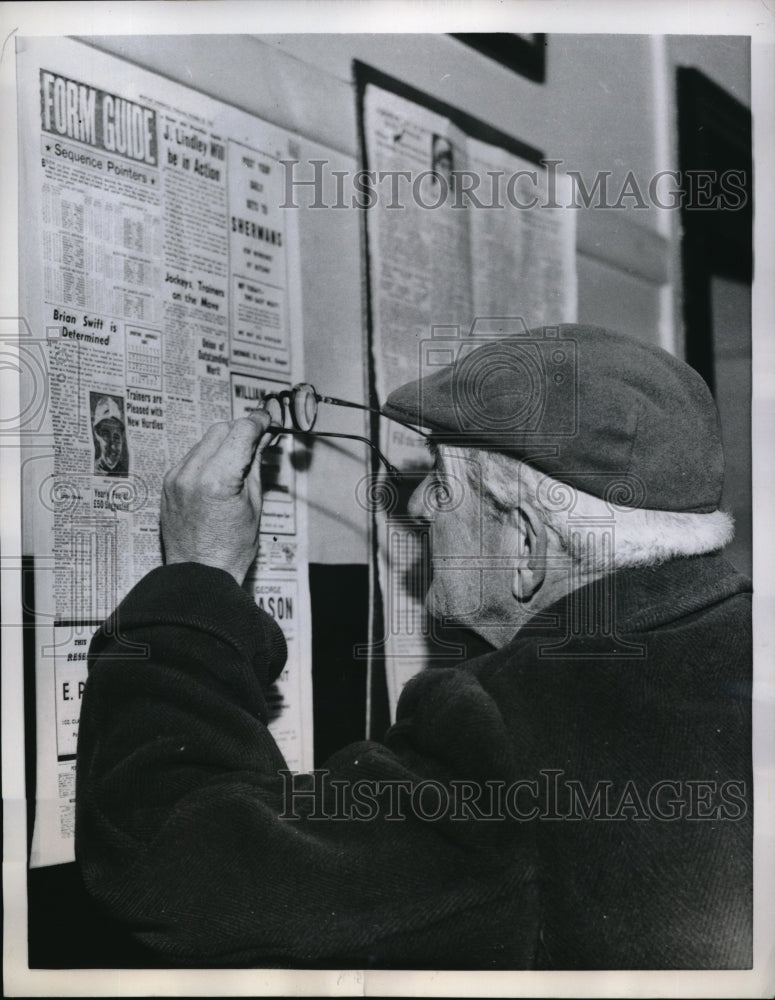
161, 411, 273, 584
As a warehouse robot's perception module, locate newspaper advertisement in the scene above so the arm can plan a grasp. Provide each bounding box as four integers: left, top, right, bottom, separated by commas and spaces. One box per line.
17, 37, 314, 868
362, 83, 577, 717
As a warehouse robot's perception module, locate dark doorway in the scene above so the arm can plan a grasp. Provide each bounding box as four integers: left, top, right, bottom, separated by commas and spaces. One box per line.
678, 67, 752, 577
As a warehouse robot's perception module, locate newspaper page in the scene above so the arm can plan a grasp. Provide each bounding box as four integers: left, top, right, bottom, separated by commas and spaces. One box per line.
17, 36, 314, 868
467, 137, 577, 322
362, 86, 472, 718
363, 82, 577, 718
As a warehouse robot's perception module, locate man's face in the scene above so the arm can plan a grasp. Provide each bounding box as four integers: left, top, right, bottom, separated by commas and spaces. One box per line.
407, 446, 518, 638
95, 417, 125, 469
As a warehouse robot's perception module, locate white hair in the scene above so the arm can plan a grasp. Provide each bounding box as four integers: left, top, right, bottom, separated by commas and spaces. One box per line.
449, 446, 734, 574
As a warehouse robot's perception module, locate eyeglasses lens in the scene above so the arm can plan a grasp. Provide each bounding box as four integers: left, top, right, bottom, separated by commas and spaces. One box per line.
292, 383, 318, 431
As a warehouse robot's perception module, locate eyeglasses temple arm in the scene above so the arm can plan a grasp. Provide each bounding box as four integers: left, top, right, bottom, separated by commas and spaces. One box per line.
315, 393, 430, 438
271, 427, 403, 480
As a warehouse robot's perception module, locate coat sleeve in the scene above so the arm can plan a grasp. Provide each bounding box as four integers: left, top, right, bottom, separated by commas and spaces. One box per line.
75, 563, 539, 968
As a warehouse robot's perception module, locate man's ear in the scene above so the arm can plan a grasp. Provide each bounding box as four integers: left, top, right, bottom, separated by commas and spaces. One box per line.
510, 501, 547, 601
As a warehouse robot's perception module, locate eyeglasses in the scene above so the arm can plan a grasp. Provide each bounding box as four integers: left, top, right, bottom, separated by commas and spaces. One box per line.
253, 382, 427, 478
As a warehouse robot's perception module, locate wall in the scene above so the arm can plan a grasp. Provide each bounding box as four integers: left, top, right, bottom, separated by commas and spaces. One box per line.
79, 32, 751, 567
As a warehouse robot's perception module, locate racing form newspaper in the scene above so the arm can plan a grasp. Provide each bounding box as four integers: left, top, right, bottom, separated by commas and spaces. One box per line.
16, 37, 314, 867
362, 83, 578, 718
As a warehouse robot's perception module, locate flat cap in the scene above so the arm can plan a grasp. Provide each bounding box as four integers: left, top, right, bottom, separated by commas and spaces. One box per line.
382, 324, 724, 513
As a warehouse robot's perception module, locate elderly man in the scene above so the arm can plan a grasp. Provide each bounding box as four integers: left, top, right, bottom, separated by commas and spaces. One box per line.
75, 325, 751, 969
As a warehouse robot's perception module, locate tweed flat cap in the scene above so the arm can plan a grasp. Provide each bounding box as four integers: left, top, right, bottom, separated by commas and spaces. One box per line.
382, 324, 724, 513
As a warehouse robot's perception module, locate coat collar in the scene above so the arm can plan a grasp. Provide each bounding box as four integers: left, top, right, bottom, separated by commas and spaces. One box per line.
492, 551, 751, 653
459, 552, 750, 672
593, 551, 750, 634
